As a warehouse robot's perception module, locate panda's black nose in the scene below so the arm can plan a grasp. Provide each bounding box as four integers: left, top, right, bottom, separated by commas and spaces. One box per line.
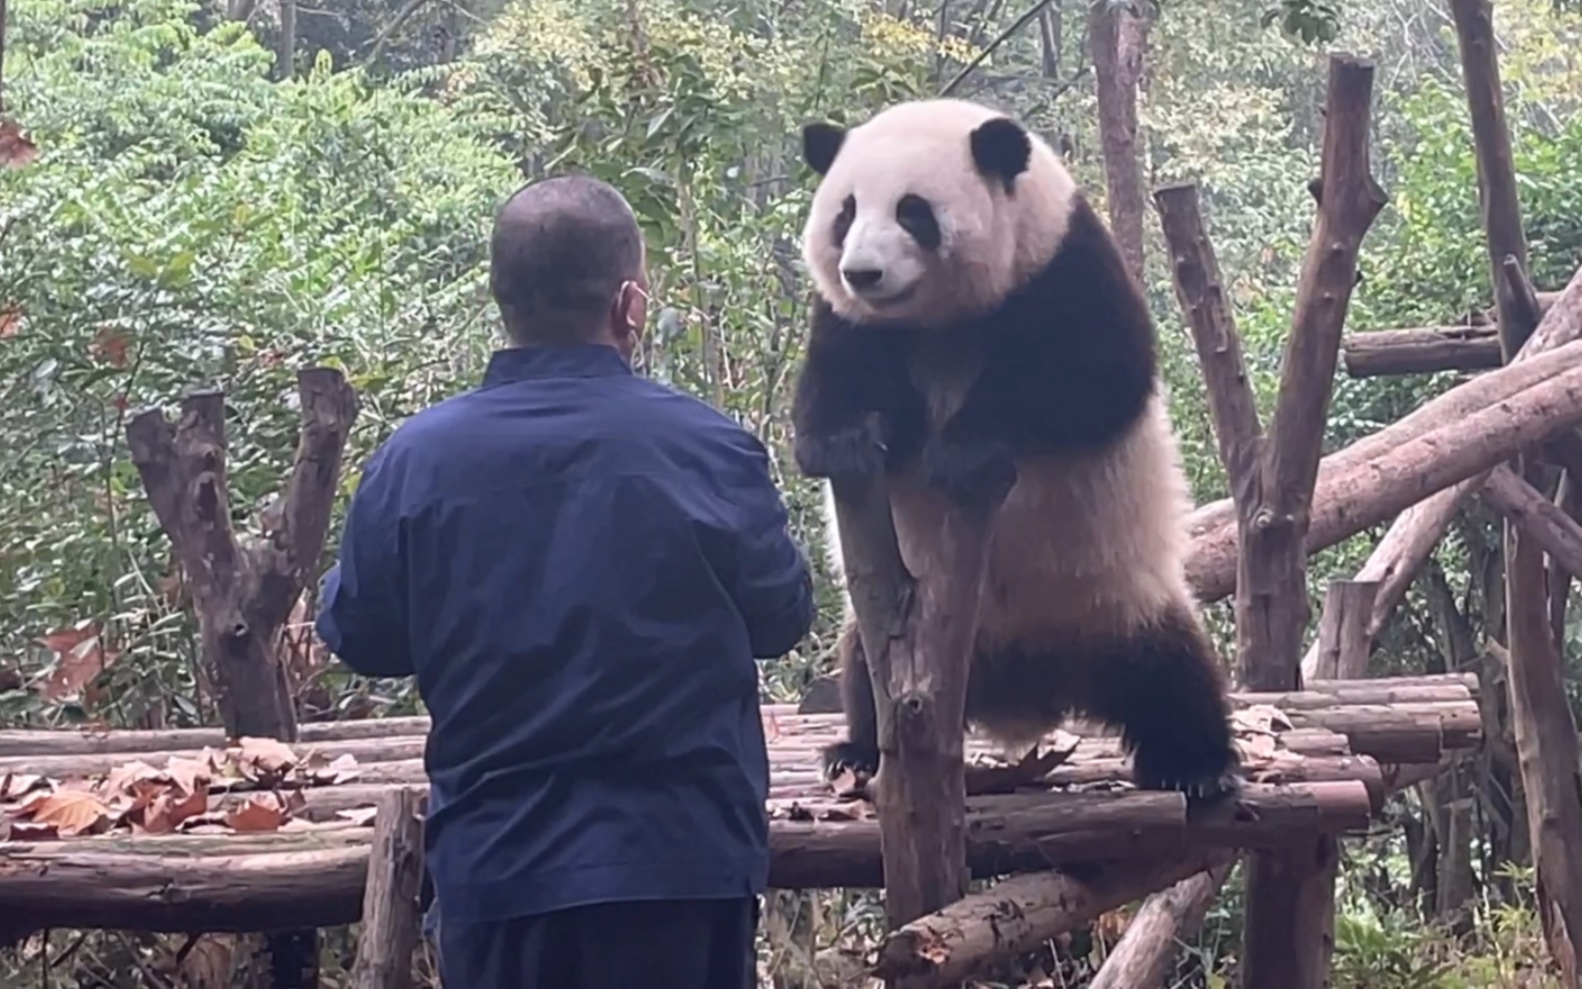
842, 267, 884, 290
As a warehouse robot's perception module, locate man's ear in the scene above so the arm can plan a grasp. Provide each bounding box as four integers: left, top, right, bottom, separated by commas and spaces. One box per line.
614, 280, 648, 346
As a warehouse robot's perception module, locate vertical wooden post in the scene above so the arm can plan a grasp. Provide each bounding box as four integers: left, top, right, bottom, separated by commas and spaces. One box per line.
1237, 54, 1384, 989
125, 369, 361, 989
1310, 580, 1380, 680
353, 788, 427, 989
828, 462, 1004, 989
1245, 580, 1376, 987
1449, 0, 1582, 980
1116, 55, 1382, 989
1093, 178, 1268, 989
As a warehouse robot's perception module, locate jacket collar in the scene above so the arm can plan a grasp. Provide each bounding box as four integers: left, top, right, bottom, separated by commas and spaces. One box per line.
481, 344, 634, 386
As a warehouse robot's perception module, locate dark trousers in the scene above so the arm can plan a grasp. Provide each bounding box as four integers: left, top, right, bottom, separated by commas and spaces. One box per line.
437, 897, 759, 989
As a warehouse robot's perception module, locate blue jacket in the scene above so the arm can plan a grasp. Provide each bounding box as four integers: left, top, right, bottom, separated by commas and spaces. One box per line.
315, 343, 814, 923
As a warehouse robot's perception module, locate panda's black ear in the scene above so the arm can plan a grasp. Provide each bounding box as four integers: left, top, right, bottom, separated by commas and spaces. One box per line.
802, 123, 846, 176
971, 117, 1032, 191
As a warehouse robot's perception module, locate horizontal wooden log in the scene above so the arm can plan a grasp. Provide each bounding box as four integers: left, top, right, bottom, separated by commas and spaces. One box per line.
1282, 701, 1482, 764
1340, 293, 1557, 378
0, 716, 434, 757
0, 783, 1372, 932
1187, 340, 1582, 549
0, 831, 370, 933
0, 676, 1480, 778
7, 684, 1456, 759
115, 701, 1457, 794
1482, 463, 1582, 577
1343, 325, 1501, 377
1187, 352, 1582, 601
218, 747, 1387, 825
874, 851, 1235, 987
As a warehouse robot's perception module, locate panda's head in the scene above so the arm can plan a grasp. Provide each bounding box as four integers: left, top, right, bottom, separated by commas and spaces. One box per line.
799, 98, 1078, 328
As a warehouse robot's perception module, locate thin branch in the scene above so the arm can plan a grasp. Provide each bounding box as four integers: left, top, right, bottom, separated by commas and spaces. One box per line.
939, 0, 1056, 96
364, 0, 437, 66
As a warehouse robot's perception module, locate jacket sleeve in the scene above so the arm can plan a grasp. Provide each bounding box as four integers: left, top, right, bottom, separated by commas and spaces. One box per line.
315, 448, 415, 679
713, 430, 816, 659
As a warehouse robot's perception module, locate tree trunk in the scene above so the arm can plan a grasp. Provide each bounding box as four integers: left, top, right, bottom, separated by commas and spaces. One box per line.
1088, 0, 1147, 284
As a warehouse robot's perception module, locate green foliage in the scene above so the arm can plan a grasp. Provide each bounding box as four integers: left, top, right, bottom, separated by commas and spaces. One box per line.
1262, 0, 1343, 44
5, 0, 1582, 981
1332, 909, 1457, 989
0, 0, 519, 724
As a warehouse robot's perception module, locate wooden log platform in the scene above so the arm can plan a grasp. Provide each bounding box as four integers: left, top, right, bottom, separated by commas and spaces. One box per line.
0, 674, 1483, 934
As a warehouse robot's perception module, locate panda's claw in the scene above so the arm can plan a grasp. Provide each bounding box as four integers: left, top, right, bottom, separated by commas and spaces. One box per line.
1135, 764, 1243, 805
821, 740, 880, 795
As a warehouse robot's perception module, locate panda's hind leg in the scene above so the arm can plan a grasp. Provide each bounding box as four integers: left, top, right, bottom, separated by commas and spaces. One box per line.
821, 620, 881, 789
1085, 606, 1243, 801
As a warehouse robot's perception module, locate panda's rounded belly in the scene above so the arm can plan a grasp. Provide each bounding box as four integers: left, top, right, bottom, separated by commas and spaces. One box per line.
890, 442, 1192, 645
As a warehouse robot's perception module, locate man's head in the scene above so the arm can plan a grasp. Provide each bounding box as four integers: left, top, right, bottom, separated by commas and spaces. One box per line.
489, 175, 649, 358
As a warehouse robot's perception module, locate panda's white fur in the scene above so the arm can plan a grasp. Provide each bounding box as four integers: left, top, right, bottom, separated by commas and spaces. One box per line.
791, 98, 1239, 798
819, 481, 852, 620
802, 99, 1078, 330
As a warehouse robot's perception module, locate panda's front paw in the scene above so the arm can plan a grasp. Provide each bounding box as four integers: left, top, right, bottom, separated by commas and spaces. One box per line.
821, 740, 880, 797
922, 437, 1018, 510
794, 419, 887, 480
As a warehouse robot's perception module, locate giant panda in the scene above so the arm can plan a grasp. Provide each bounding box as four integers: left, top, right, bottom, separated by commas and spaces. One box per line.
791, 98, 1241, 800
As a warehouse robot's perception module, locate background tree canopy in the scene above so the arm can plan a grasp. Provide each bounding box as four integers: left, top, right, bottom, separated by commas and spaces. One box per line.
4, 0, 1582, 983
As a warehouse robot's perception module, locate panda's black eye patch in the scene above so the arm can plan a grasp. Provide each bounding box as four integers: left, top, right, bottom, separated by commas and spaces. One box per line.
832, 194, 856, 246
896, 194, 941, 251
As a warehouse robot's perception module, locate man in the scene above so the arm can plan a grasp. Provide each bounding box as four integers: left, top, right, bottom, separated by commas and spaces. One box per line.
316, 175, 814, 989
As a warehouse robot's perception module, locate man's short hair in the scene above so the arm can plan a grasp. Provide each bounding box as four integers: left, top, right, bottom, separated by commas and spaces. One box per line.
489, 175, 645, 345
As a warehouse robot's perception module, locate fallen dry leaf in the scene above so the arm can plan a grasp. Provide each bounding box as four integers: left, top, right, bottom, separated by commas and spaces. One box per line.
0, 119, 38, 168
225, 795, 287, 833
301, 751, 362, 785
1236, 732, 1279, 760
24, 790, 112, 836
163, 754, 217, 796
141, 784, 210, 834
0, 773, 46, 802
103, 759, 165, 797
1231, 703, 1293, 735
0, 308, 21, 339
37, 624, 121, 702
235, 737, 299, 779
161, 934, 236, 989
323, 753, 362, 784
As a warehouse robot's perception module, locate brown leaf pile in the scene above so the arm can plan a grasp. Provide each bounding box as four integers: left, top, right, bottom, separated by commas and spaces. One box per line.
0, 737, 367, 841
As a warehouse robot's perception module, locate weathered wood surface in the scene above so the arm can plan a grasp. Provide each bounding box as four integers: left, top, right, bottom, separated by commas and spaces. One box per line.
0, 674, 1481, 762
0, 674, 1482, 934
1340, 292, 1561, 379
1300, 265, 1582, 682
873, 851, 1236, 988
350, 787, 424, 989
0, 783, 1373, 933
1185, 335, 1582, 604
1342, 325, 1501, 377
0, 699, 1478, 782
1450, 0, 1582, 977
